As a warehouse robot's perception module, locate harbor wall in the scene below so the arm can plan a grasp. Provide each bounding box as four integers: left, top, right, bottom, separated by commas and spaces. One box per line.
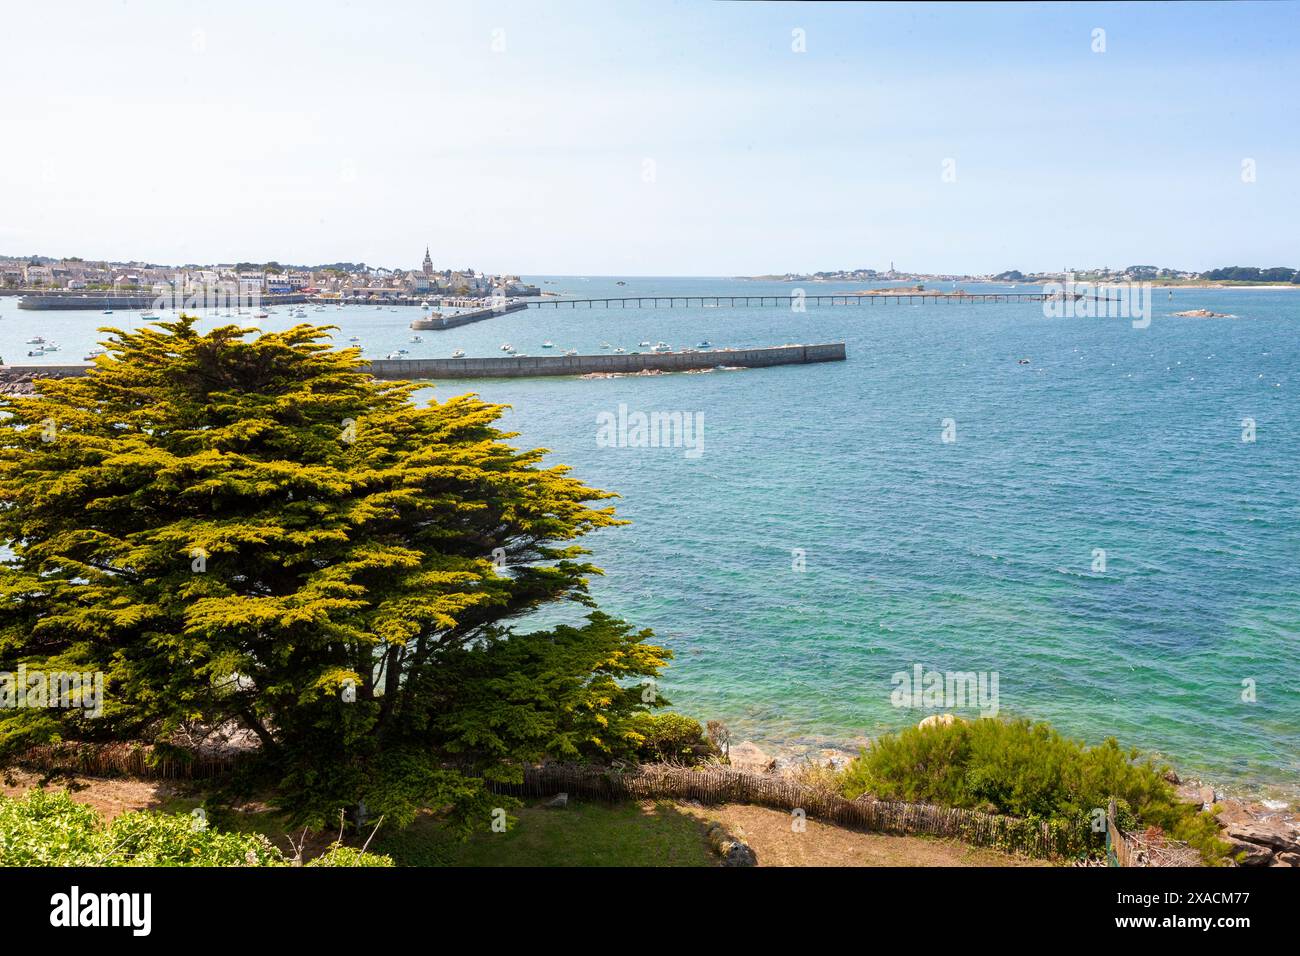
15, 293, 310, 311
410, 301, 529, 329
365, 342, 846, 379
0, 343, 846, 385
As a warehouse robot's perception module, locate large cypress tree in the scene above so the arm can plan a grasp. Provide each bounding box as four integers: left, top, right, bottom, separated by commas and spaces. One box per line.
0, 318, 667, 827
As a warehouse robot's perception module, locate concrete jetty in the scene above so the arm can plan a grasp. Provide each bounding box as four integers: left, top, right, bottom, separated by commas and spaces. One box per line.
366, 342, 846, 379
410, 301, 528, 329
0, 343, 846, 392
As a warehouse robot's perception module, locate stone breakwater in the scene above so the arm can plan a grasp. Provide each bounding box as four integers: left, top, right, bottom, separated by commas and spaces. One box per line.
410, 301, 529, 329
0, 344, 847, 393
366, 343, 846, 379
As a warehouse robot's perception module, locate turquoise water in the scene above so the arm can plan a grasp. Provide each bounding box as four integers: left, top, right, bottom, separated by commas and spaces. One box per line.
4, 278, 1297, 799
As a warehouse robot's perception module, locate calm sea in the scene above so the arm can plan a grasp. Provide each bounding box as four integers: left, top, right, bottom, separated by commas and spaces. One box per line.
4, 277, 1297, 800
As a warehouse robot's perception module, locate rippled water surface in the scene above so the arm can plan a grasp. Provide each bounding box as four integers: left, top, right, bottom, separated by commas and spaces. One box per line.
5, 278, 1296, 797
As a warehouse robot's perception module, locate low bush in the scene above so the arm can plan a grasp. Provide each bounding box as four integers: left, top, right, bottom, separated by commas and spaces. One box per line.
840, 717, 1231, 863
626, 713, 718, 763
0, 789, 392, 867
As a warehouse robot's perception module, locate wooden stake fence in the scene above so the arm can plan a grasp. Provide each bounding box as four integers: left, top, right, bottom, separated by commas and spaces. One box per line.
493, 763, 1092, 860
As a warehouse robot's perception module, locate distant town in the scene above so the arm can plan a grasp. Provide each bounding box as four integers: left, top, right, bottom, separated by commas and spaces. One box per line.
0, 248, 540, 301
742, 264, 1300, 286
4, 253, 1298, 298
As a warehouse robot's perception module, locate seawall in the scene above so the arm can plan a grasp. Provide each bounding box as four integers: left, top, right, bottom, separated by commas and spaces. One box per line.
410, 301, 529, 329
15, 293, 311, 310
365, 343, 847, 379
0, 343, 846, 389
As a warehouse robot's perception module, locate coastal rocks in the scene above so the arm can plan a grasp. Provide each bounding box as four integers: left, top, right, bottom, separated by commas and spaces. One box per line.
1169, 778, 1299, 865
705, 821, 757, 866
727, 741, 776, 774
1225, 837, 1274, 867
1222, 819, 1299, 854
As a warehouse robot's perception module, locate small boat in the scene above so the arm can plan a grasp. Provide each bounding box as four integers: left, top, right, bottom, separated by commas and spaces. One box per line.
500, 343, 514, 352
564, 349, 578, 356
599, 342, 611, 349
102, 308, 113, 315
140, 310, 157, 318
451, 349, 465, 358
348, 336, 360, 342
542, 341, 554, 349
696, 340, 711, 348
314, 306, 326, 312
84, 349, 106, 361
614, 347, 626, 354
616, 280, 626, 286
44, 343, 59, 351
411, 335, 423, 343
254, 311, 269, 319
639, 341, 651, 347
27, 349, 45, 357
26, 336, 45, 344
397, 348, 409, 354
419, 300, 431, 309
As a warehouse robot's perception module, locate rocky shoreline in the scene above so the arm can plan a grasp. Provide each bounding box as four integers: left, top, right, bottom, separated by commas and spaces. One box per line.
725, 721, 1299, 867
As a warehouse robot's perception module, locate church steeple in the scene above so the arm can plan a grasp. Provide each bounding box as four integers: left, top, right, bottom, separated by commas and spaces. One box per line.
422, 246, 433, 276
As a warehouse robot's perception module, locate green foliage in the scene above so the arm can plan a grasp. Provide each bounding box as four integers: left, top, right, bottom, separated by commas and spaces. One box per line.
0, 789, 390, 866
306, 842, 393, 867
1201, 265, 1298, 283
625, 713, 717, 763
840, 718, 1231, 862
0, 318, 669, 829
0, 787, 103, 865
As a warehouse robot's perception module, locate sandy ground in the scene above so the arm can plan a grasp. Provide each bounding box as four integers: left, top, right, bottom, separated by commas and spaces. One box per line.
1, 770, 181, 820
676, 802, 1053, 867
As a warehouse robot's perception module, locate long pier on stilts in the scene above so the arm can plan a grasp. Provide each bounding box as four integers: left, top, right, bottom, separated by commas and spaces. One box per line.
526, 291, 1084, 308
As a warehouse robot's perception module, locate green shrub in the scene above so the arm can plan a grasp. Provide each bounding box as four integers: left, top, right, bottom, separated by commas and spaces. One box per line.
0, 790, 392, 867
306, 842, 394, 867
0, 788, 104, 866
840, 717, 1231, 863
101, 809, 284, 867
626, 713, 718, 763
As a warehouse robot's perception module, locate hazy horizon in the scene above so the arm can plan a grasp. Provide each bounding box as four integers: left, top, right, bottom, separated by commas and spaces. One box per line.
3, 0, 1297, 275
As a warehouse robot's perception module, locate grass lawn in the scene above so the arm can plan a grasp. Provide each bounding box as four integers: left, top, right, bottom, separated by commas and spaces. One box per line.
375, 798, 715, 867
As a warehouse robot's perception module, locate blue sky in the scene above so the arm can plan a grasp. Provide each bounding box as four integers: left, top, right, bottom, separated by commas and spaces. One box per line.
2, 1, 1297, 275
